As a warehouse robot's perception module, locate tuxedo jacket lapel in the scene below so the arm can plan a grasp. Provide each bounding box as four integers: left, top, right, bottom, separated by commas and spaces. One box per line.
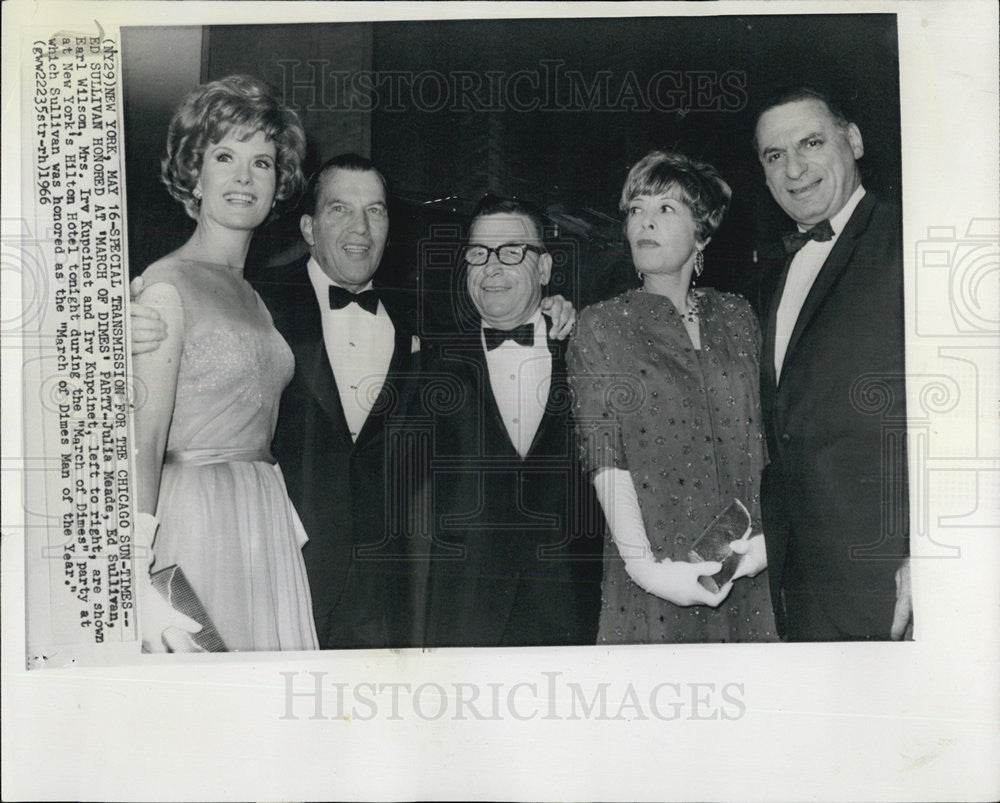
299, 337, 355, 450
353, 321, 410, 451
468, 338, 516, 456
527, 335, 567, 457
280, 276, 355, 451
777, 192, 878, 383
762, 262, 790, 392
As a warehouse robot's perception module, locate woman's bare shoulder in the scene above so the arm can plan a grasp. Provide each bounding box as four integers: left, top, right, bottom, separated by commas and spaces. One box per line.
139, 248, 221, 299
140, 248, 194, 282
136, 252, 194, 306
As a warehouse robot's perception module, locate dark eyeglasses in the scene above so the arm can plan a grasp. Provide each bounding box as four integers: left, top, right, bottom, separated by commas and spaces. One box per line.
464, 243, 544, 267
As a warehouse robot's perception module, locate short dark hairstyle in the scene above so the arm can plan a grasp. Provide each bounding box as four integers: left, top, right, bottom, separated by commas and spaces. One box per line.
620, 150, 731, 242
302, 153, 389, 216
161, 74, 306, 220
752, 85, 852, 153
469, 194, 549, 247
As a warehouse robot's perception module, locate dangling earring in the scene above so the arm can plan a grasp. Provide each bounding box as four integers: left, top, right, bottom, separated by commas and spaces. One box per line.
193, 187, 202, 201
636, 268, 644, 283
694, 250, 704, 279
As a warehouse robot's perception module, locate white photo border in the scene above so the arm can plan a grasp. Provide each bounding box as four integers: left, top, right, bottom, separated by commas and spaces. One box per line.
2, 1, 998, 800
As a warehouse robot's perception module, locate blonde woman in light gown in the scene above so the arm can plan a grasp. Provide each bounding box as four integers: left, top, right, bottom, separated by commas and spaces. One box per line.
133, 75, 318, 652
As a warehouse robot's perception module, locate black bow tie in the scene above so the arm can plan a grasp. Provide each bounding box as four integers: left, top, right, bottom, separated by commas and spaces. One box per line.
782, 219, 835, 255
328, 285, 379, 315
484, 323, 535, 351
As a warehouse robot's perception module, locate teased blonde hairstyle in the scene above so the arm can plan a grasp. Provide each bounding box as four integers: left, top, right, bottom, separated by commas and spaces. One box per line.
161, 74, 306, 220
620, 150, 731, 242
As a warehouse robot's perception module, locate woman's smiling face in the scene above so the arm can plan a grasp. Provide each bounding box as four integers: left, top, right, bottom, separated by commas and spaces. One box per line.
195, 127, 277, 231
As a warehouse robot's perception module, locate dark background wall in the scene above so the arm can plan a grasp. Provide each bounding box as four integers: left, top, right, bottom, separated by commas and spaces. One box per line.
122, 14, 900, 327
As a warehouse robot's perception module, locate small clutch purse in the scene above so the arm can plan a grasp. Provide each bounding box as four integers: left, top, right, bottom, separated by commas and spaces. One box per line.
149, 565, 228, 652
687, 499, 753, 593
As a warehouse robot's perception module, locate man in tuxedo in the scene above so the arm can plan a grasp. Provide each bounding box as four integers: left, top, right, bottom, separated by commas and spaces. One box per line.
420, 197, 604, 647
753, 87, 911, 641
256, 153, 420, 648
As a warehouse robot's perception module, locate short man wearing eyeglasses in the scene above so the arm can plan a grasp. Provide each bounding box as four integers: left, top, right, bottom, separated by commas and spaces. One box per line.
421, 196, 604, 647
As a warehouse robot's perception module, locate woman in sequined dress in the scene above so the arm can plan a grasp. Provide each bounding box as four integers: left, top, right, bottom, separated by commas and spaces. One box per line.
567, 150, 776, 643
132, 75, 318, 652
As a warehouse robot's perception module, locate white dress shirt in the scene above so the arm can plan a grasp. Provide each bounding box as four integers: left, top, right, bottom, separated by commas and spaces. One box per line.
482, 310, 551, 459
307, 257, 395, 441
774, 185, 866, 380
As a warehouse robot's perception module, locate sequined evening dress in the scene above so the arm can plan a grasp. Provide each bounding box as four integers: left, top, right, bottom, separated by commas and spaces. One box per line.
567, 288, 777, 643
149, 266, 318, 652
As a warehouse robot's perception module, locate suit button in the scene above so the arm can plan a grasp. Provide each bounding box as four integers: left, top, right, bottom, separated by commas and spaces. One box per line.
781, 433, 791, 443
